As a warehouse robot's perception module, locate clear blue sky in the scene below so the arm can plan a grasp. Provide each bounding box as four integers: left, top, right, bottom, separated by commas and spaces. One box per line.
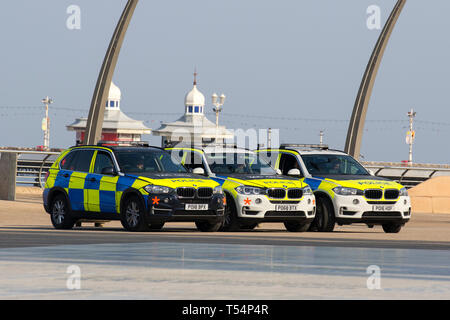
0, 0, 449, 164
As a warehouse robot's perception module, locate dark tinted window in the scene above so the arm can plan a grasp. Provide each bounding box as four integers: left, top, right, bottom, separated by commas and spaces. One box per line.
183, 151, 206, 172
301, 154, 369, 176
72, 150, 95, 173
60, 151, 77, 170
115, 149, 187, 174
205, 152, 276, 175
93, 151, 114, 174
279, 153, 302, 176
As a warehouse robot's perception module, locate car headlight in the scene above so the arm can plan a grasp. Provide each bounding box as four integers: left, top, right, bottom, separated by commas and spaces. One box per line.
213, 186, 223, 194
144, 185, 173, 194
399, 187, 408, 197
333, 186, 364, 196
235, 186, 266, 195
302, 186, 313, 195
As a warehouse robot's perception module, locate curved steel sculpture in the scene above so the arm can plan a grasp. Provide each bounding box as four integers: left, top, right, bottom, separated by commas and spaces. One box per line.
83, 0, 139, 145
345, 0, 406, 159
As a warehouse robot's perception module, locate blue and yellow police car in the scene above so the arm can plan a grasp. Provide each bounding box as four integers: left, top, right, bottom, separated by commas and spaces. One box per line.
43, 145, 225, 232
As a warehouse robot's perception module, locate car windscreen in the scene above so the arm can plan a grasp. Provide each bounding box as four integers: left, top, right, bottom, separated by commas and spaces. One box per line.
205, 152, 276, 175
114, 149, 187, 174
301, 154, 370, 176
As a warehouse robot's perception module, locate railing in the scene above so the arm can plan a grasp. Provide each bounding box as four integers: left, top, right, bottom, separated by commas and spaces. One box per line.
362, 161, 450, 188
0, 150, 60, 188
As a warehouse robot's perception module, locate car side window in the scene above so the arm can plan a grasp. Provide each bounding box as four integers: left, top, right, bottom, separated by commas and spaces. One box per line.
258, 151, 278, 168
93, 151, 114, 174
183, 151, 206, 172
72, 150, 95, 173
279, 153, 302, 176
60, 151, 77, 171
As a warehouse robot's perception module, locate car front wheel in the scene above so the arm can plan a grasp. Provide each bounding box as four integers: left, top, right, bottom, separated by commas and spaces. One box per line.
309, 196, 335, 232
382, 223, 402, 233
284, 221, 311, 232
195, 221, 222, 232
220, 195, 241, 232
120, 195, 150, 232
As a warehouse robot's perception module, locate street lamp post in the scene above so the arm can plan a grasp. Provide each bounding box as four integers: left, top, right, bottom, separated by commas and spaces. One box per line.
212, 93, 225, 143
41, 96, 53, 150
319, 130, 324, 146
406, 109, 416, 166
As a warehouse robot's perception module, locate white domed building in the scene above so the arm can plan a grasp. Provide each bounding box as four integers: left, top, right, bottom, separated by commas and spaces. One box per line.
67, 82, 151, 144
153, 75, 233, 147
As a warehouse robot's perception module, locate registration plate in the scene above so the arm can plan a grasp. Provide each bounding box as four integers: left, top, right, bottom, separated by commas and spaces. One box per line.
185, 204, 208, 211
275, 204, 299, 211
372, 205, 393, 212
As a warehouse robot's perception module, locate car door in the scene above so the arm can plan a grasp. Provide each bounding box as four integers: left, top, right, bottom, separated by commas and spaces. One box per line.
89, 150, 118, 213
66, 149, 95, 212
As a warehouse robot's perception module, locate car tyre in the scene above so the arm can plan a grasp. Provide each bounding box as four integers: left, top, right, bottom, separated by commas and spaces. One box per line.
120, 195, 150, 232
195, 221, 222, 232
50, 194, 76, 230
284, 221, 311, 232
149, 222, 165, 230
240, 223, 259, 230
382, 223, 402, 233
309, 196, 335, 232
220, 194, 241, 231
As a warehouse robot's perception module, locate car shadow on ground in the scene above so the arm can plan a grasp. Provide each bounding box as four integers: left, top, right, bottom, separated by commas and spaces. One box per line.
0, 225, 384, 234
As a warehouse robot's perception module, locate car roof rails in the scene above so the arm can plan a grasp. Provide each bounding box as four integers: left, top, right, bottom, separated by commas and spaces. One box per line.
280, 144, 329, 150
280, 144, 348, 154
96, 140, 150, 147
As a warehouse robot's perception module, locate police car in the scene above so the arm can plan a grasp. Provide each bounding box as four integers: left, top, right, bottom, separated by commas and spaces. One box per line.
166, 146, 316, 232
43, 145, 225, 232
257, 144, 411, 233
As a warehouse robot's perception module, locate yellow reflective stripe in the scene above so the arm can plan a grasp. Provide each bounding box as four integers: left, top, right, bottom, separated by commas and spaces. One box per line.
99, 175, 119, 192
116, 191, 123, 213
86, 189, 100, 212
68, 172, 87, 189
89, 150, 98, 173
274, 153, 281, 169
166, 147, 204, 154
131, 179, 148, 190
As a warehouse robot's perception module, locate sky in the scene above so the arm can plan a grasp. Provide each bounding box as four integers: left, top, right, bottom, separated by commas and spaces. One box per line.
0, 0, 449, 164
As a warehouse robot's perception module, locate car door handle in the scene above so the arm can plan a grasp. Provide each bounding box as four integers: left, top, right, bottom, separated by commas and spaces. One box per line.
63, 174, 69, 178
89, 178, 96, 182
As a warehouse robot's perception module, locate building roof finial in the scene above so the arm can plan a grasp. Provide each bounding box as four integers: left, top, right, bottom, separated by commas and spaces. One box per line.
193, 67, 198, 86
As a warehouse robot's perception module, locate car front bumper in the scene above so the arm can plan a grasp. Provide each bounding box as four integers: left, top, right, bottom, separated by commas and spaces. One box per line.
234, 193, 316, 222
332, 195, 411, 225
146, 193, 225, 223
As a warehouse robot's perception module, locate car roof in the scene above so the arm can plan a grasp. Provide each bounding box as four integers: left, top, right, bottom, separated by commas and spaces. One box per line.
289, 149, 348, 156
69, 145, 165, 153
203, 146, 253, 154
260, 145, 348, 156
168, 145, 254, 154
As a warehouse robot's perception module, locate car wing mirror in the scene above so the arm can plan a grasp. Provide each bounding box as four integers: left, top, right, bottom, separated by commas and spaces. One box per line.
101, 166, 117, 176
276, 169, 282, 175
192, 167, 205, 175
287, 168, 301, 177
